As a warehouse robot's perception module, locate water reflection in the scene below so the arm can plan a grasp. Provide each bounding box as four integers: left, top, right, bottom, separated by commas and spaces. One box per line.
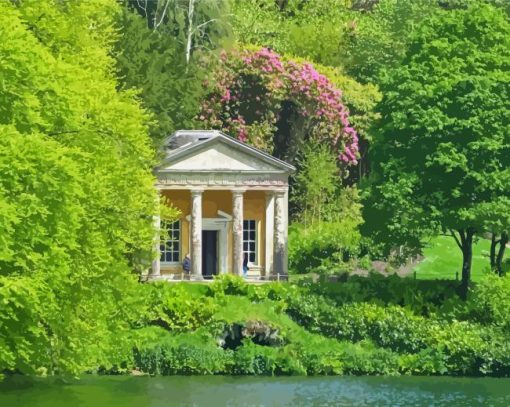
1, 375, 509, 407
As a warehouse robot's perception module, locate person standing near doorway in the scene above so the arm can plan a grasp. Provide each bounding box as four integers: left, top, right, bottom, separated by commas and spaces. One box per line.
182, 253, 191, 278
243, 253, 249, 278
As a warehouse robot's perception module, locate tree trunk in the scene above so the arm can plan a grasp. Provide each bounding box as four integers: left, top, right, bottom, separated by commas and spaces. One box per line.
185, 0, 195, 66
458, 228, 474, 300
490, 233, 497, 271
496, 231, 508, 276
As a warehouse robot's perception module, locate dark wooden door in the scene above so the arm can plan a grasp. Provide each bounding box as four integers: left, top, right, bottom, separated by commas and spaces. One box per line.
202, 230, 218, 278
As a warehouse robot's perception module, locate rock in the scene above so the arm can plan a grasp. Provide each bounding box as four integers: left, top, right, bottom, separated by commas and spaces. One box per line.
131, 369, 147, 376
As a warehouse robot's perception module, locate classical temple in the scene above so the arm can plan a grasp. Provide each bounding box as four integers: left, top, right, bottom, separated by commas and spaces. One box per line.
149, 130, 295, 280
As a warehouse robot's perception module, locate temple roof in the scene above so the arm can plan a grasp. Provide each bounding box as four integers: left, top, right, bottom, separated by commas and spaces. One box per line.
158, 130, 296, 174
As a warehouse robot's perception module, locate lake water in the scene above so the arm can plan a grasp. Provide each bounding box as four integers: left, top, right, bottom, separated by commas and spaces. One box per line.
1, 375, 509, 406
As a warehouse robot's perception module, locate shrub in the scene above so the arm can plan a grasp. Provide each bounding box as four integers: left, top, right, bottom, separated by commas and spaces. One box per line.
301, 274, 458, 315
207, 274, 252, 297
399, 348, 448, 375
425, 320, 503, 376
487, 339, 510, 377
292, 347, 343, 376
199, 47, 359, 163
134, 328, 232, 375
335, 303, 427, 353
340, 341, 401, 376
230, 341, 279, 375
146, 284, 218, 332
131, 278, 510, 377
282, 288, 510, 375
285, 295, 427, 353
289, 220, 361, 275
466, 274, 510, 331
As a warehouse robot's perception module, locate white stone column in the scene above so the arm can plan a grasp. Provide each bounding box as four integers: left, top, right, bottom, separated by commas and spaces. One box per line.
265, 191, 275, 277
232, 189, 245, 276
190, 188, 203, 280
150, 190, 161, 277
273, 190, 287, 276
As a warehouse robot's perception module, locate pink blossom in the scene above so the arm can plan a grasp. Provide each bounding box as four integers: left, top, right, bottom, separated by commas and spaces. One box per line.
221, 88, 231, 103
198, 47, 359, 165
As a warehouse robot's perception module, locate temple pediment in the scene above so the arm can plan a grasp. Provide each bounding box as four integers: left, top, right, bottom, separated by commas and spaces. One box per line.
157, 130, 295, 174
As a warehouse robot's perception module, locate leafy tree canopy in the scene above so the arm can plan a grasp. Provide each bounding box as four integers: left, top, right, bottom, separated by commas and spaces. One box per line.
342, 0, 440, 84
289, 157, 363, 275
231, 0, 351, 68
363, 3, 510, 296
0, 0, 157, 376
116, 0, 231, 143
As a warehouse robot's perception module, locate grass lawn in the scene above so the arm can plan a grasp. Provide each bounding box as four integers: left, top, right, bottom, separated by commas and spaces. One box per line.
412, 235, 492, 282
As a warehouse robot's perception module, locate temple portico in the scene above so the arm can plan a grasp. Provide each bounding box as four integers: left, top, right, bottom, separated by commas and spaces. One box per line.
149, 130, 294, 281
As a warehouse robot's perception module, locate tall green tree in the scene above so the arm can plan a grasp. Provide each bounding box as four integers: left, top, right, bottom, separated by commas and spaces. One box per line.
343, 0, 510, 84
292, 144, 339, 225
231, 0, 351, 68
289, 143, 363, 274
342, 0, 440, 84
0, 0, 156, 376
364, 3, 510, 298
116, 0, 230, 143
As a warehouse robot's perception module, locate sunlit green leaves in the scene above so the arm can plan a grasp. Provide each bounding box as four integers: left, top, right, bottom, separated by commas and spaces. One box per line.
0, 0, 157, 377
364, 3, 510, 265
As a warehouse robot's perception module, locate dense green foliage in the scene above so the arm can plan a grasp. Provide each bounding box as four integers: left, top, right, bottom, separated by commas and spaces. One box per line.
115, 8, 202, 142
289, 189, 363, 274
126, 275, 510, 376
2, 0, 509, 381
230, 0, 508, 85
115, 0, 231, 143
363, 3, 510, 295
0, 0, 156, 377
230, 0, 349, 65
342, 0, 439, 83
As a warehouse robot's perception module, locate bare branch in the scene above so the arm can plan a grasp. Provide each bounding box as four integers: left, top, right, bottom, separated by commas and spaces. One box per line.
192, 44, 213, 52
449, 229, 463, 250
185, 0, 195, 66
193, 18, 219, 33
136, 0, 148, 19
193, 13, 232, 35
154, 0, 171, 30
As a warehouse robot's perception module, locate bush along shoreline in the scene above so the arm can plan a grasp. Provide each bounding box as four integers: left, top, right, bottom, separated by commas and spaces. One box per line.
110, 274, 510, 377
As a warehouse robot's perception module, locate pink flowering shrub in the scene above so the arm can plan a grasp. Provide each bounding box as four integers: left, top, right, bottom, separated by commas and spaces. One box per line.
198, 48, 358, 164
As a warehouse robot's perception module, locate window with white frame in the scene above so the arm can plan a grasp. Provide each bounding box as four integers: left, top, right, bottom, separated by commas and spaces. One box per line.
160, 220, 180, 263
243, 220, 257, 264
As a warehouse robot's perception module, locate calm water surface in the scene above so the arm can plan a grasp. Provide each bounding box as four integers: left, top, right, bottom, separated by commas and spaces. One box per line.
1, 375, 509, 407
